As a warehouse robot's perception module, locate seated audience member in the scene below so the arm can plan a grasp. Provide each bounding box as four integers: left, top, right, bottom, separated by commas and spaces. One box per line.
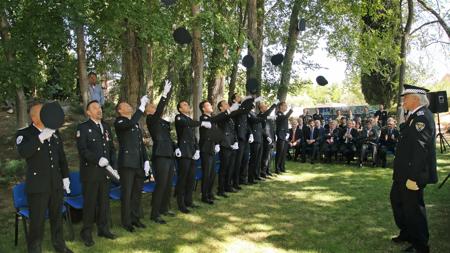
303, 119, 321, 164
287, 119, 303, 161
339, 120, 358, 164
322, 120, 340, 163
377, 118, 399, 168
357, 119, 379, 167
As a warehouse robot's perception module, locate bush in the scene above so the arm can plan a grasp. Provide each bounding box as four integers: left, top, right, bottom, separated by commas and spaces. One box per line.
0, 159, 26, 183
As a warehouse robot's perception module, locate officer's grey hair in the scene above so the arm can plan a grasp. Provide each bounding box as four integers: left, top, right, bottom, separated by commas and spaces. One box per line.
413, 94, 429, 108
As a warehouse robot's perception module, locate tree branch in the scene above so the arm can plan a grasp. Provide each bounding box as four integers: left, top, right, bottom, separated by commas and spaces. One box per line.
417, 0, 450, 39
410, 20, 439, 35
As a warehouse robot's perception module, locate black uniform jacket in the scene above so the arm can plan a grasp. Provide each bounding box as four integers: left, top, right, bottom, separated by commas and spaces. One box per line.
276, 109, 294, 141
175, 113, 200, 159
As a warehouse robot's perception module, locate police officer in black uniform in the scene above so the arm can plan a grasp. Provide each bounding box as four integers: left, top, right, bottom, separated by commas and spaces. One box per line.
16, 102, 73, 253
76, 100, 117, 247
175, 100, 211, 213
146, 81, 175, 224
198, 101, 229, 204
275, 102, 293, 173
390, 85, 437, 253
114, 95, 150, 231
260, 103, 277, 177
215, 100, 240, 197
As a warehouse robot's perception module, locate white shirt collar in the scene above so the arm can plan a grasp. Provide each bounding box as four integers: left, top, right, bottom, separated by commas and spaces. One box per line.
32, 123, 43, 132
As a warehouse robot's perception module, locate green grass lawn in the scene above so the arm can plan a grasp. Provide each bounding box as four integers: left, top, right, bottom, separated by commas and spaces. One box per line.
1, 153, 449, 253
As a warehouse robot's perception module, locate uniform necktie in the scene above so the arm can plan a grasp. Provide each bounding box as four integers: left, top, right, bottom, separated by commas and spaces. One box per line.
97, 123, 103, 134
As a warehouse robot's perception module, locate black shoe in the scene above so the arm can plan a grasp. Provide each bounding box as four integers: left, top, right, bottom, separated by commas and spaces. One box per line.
267, 172, 273, 176
233, 185, 242, 190
391, 235, 409, 244
209, 195, 218, 201
187, 203, 200, 208
201, 198, 214, 204
123, 225, 135, 233
131, 220, 146, 228
151, 216, 167, 224
162, 210, 176, 217
402, 245, 416, 252
260, 174, 267, 178
249, 180, 258, 184
55, 246, 74, 253
225, 188, 237, 193
80, 233, 94, 247
217, 192, 228, 198
179, 207, 190, 213
240, 182, 250, 185
98, 231, 117, 239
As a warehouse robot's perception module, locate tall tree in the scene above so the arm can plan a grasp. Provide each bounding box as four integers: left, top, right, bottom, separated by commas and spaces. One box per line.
75, 24, 90, 111
247, 0, 258, 93
191, 2, 204, 120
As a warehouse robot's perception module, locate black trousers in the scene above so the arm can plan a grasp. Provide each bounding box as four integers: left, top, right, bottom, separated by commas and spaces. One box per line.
340, 143, 356, 162
151, 157, 175, 219
220, 147, 235, 193
234, 140, 248, 185
275, 139, 288, 172
175, 158, 196, 209
359, 143, 377, 163
200, 152, 216, 199
119, 167, 144, 227
81, 180, 110, 238
378, 144, 395, 166
27, 190, 66, 253
304, 142, 320, 162
390, 181, 429, 251
261, 141, 273, 176
322, 142, 338, 161
249, 142, 262, 182
239, 141, 250, 184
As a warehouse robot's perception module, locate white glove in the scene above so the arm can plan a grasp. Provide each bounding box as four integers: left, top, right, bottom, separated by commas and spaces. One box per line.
254, 96, 264, 103
144, 161, 151, 177
175, 148, 182, 157
162, 80, 172, 97
63, 178, 71, 194
105, 165, 120, 181
285, 133, 290, 140
38, 128, 55, 143
201, 121, 212, 129
266, 137, 272, 144
267, 115, 276, 120
229, 103, 240, 112
193, 150, 200, 160
249, 134, 254, 143
231, 142, 239, 150
214, 144, 220, 153
98, 157, 109, 167
139, 95, 150, 112
273, 99, 280, 105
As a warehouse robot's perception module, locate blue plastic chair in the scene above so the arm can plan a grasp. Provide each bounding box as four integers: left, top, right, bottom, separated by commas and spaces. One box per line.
194, 160, 203, 191
64, 172, 84, 240
12, 182, 70, 246
143, 181, 156, 193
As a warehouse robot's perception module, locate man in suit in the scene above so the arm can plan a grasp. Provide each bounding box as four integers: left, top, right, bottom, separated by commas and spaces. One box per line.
322, 120, 340, 163
248, 99, 277, 182
375, 104, 388, 127
114, 95, 150, 231
287, 119, 302, 161
303, 119, 321, 164
357, 119, 379, 167
198, 101, 228, 204
76, 100, 117, 247
378, 118, 399, 168
390, 85, 437, 253
175, 101, 211, 213
215, 100, 240, 197
339, 120, 358, 164
275, 102, 293, 173
260, 102, 278, 178
16, 102, 73, 253
146, 81, 175, 224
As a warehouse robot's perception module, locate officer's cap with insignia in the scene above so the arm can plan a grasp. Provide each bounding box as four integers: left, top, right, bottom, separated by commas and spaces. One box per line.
401, 84, 429, 96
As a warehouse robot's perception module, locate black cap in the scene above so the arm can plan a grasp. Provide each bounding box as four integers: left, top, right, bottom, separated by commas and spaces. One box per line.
246, 78, 259, 95
316, 76, 328, 86
270, 53, 284, 66
242, 54, 255, 68
401, 84, 429, 96
297, 18, 306, 32
173, 27, 192, 45
161, 0, 176, 6
40, 101, 65, 129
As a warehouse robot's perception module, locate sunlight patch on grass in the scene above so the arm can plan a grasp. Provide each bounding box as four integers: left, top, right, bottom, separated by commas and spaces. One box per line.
180, 214, 205, 224
223, 238, 302, 253
284, 190, 354, 206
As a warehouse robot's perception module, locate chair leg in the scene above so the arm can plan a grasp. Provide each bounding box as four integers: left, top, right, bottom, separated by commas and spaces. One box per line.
65, 205, 74, 241
194, 180, 198, 191
14, 213, 19, 246
22, 216, 28, 245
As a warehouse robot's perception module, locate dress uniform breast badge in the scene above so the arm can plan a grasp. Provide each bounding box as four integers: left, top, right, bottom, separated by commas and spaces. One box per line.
105, 131, 110, 141
16, 136, 23, 145
415, 122, 425, 132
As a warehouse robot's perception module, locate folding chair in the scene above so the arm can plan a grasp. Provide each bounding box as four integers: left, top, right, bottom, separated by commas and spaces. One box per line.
64, 171, 84, 240
194, 159, 203, 191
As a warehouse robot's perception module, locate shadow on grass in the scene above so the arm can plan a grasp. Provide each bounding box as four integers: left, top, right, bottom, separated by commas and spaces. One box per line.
1, 153, 449, 253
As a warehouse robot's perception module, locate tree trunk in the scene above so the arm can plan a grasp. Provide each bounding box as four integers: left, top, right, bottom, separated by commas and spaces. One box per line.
247, 0, 258, 94
75, 24, 89, 111
191, 3, 204, 121
1, 11, 28, 128
207, 31, 225, 110
121, 20, 145, 108
229, 1, 247, 99
145, 43, 154, 101
417, 0, 450, 39
255, 0, 265, 95
278, 0, 301, 102
397, 0, 414, 119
